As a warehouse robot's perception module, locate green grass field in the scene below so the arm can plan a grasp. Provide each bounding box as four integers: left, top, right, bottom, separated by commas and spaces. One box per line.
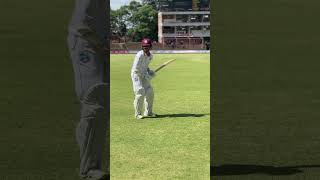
1, 0, 211, 176
110, 54, 210, 179
0, 0, 210, 179
212, 0, 320, 179
5, 0, 320, 179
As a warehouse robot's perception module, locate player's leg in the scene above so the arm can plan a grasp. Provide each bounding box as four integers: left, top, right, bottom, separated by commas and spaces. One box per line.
132, 73, 145, 119
77, 82, 108, 179
144, 81, 155, 117
68, 35, 108, 178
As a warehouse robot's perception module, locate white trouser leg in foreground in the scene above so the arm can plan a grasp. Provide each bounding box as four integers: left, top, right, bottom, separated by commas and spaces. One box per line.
68, 35, 109, 178
132, 73, 145, 118
134, 91, 145, 117
132, 73, 155, 118
77, 83, 108, 177
144, 85, 154, 116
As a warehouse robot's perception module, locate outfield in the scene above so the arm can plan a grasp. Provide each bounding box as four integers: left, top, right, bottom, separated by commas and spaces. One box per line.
0, 0, 210, 178
212, 1, 320, 179
110, 53, 210, 179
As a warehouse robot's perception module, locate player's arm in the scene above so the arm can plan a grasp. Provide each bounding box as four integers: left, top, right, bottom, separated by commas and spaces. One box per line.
132, 53, 143, 77
146, 55, 155, 78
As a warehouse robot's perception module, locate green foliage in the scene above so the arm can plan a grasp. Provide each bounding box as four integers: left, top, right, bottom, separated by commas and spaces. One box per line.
111, 1, 158, 42
110, 9, 128, 39
142, 0, 159, 9
128, 5, 158, 41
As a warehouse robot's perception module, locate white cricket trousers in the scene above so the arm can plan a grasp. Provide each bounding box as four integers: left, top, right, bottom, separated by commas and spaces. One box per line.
131, 73, 154, 117
67, 34, 109, 176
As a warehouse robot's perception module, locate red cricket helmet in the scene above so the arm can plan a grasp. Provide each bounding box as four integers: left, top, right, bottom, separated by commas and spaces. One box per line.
141, 38, 152, 48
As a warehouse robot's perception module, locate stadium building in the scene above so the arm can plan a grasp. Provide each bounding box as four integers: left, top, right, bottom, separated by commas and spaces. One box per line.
110, 0, 210, 52
158, 0, 210, 50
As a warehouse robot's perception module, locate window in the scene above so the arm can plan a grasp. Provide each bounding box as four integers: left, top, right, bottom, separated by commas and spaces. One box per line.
163, 27, 175, 33
203, 15, 210, 22
176, 15, 189, 23
189, 15, 202, 23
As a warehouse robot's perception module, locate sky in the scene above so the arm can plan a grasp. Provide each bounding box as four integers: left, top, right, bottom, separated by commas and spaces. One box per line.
110, 0, 141, 10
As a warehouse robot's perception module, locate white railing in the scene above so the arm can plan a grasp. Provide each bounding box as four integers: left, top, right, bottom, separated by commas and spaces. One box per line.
190, 30, 210, 37
162, 22, 210, 26
162, 31, 210, 37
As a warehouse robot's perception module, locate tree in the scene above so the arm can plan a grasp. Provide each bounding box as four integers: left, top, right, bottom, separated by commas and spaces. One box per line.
128, 4, 158, 41
110, 9, 128, 42
110, 1, 158, 42
141, 0, 159, 10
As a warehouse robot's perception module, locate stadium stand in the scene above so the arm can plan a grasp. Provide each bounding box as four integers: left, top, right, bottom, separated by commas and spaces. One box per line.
111, 0, 210, 53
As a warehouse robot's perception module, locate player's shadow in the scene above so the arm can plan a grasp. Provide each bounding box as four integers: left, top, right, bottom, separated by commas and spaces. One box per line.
153, 113, 208, 119
211, 164, 320, 176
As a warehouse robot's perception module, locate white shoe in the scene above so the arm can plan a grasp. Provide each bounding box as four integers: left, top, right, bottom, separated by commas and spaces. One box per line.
84, 169, 108, 180
136, 115, 144, 119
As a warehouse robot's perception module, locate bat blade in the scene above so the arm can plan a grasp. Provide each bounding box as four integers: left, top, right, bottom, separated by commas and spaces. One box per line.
154, 59, 176, 73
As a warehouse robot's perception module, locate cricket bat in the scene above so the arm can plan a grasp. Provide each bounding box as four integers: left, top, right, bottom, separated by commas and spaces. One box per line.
154, 59, 176, 73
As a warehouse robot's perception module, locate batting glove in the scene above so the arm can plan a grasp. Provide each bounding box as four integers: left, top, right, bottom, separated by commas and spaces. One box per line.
148, 69, 156, 78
